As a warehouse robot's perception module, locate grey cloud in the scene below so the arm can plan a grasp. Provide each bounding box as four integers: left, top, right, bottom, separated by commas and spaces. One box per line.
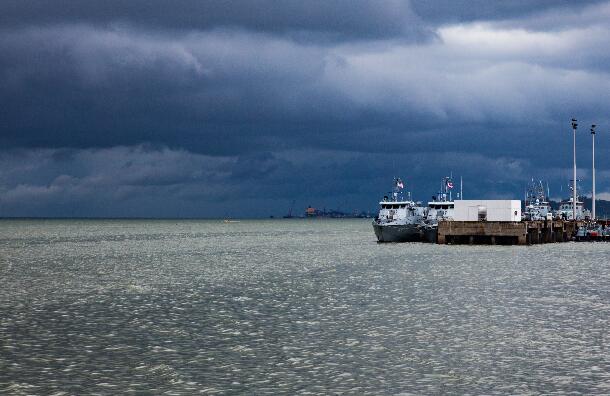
2, 2, 610, 217
0, 0, 431, 42
2, 0, 601, 40
3, 23, 610, 159
2, 145, 606, 218
488, 1, 610, 31
411, 0, 606, 25
0, 26, 342, 151
0, 146, 236, 216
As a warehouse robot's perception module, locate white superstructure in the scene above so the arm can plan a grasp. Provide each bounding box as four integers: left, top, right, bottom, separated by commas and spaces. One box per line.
424, 176, 456, 224
557, 197, 590, 221
376, 200, 426, 225
555, 179, 590, 220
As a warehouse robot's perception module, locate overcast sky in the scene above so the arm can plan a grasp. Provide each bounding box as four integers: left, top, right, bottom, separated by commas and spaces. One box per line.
2, 0, 610, 217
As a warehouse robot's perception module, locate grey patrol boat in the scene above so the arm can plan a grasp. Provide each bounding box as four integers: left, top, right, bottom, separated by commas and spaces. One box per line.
523, 178, 553, 221
422, 176, 456, 243
373, 178, 426, 242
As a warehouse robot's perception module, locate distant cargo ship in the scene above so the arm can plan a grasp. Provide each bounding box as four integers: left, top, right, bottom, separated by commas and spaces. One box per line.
304, 206, 371, 218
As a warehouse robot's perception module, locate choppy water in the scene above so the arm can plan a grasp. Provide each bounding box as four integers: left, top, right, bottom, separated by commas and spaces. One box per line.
1, 219, 610, 394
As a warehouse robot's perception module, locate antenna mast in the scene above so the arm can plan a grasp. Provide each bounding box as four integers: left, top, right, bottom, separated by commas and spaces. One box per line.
571, 118, 578, 220
460, 176, 463, 200
591, 124, 595, 220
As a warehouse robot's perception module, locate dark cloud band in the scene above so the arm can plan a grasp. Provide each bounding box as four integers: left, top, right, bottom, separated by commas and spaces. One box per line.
1, 1, 610, 216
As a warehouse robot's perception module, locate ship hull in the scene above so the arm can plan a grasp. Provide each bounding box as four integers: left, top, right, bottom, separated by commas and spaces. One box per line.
423, 226, 438, 243
372, 223, 422, 242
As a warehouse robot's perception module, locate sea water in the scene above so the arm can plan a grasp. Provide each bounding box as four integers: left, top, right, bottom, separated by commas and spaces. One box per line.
1, 219, 609, 394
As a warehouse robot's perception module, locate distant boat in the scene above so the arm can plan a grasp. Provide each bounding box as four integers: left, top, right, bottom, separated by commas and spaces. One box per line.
283, 200, 296, 218
223, 219, 240, 223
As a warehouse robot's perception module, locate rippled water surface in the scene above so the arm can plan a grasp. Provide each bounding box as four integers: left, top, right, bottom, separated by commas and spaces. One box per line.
1, 219, 610, 394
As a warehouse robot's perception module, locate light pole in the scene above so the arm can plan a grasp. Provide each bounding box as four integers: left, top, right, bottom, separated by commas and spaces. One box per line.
571, 118, 578, 221
591, 124, 595, 220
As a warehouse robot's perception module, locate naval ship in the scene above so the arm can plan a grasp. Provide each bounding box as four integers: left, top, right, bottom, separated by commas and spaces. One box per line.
422, 176, 455, 243
523, 179, 553, 220
556, 179, 591, 220
372, 178, 426, 242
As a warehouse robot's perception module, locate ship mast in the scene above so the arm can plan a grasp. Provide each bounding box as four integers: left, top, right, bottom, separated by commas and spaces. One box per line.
460, 176, 463, 200
571, 118, 578, 221
591, 124, 596, 220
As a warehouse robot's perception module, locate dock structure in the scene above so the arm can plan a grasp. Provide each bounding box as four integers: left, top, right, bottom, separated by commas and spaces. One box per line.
437, 220, 583, 245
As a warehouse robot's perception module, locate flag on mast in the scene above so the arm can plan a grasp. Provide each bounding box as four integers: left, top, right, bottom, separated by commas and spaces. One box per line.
396, 178, 404, 189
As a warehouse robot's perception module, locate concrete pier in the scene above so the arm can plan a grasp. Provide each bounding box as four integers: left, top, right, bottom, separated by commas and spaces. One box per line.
437, 220, 583, 245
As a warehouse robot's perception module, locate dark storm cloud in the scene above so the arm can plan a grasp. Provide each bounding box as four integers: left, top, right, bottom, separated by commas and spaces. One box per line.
3, 20, 610, 153
4, 145, 607, 218
0, 0, 430, 41
410, 0, 606, 24
2, 1, 610, 217
3, 1, 601, 38
0, 146, 236, 216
